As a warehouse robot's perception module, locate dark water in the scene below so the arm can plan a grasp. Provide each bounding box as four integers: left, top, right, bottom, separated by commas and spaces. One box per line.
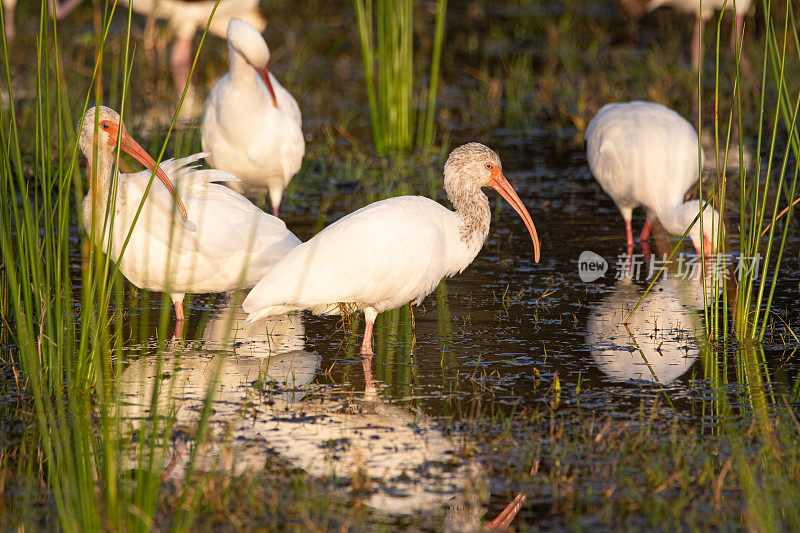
111, 128, 800, 526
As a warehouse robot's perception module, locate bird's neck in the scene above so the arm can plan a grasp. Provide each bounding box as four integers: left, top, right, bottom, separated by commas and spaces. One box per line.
657, 201, 692, 236
229, 51, 263, 90
449, 184, 491, 247
84, 146, 115, 228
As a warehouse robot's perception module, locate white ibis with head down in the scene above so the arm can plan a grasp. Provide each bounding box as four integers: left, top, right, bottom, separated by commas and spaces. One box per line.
242, 143, 540, 354
202, 18, 304, 217
585, 101, 723, 256
79, 106, 300, 321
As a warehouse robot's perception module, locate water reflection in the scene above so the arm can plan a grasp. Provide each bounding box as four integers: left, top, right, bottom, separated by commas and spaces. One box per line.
586, 277, 710, 384
119, 296, 491, 520
202, 292, 305, 356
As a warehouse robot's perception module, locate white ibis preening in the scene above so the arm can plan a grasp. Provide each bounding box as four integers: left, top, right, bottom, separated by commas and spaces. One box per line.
202, 18, 304, 216
621, 0, 753, 69
585, 101, 722, 255
79, 106, 300, 321
242, 143, 540, 354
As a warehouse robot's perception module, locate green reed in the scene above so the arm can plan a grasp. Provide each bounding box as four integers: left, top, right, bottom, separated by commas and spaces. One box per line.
722, 0, 800, 343
0, 2, 225, 530
353, 0, 447, 154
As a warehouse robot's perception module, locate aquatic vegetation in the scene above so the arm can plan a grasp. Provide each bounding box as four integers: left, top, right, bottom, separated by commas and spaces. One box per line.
353, 0, 447, 154
1, 0, 800, 531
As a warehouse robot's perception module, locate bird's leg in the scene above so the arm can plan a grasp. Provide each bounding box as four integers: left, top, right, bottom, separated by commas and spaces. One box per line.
174, 318, 184, 340
408, 302, 416, 350
4, 2, 15, 41
625, 219, 634, 253
641, 239, 652, 264
170, 35, 192, 94
269, 188, 283, 218
172, 294, 186, 322
360, 308, 378, 355
691, 14, 703, 71
639, 221, 652, 243
361, 352, 374, 389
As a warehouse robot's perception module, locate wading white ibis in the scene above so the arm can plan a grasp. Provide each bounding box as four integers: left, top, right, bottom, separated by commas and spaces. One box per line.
79, 106, 300, 321
202, 18, 304, 216
621, 0, 752, 69
585, 101, 722, 255
50, 0, 265, 116
242, 143, 540, 354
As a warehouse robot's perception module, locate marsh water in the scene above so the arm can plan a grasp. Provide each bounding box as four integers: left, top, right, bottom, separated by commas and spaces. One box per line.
4, 0, 800, 530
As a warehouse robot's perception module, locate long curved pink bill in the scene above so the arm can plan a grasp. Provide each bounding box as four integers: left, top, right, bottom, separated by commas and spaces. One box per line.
488, 172, 541, 263
120, 130, 188, 221
259, 66, 278, 108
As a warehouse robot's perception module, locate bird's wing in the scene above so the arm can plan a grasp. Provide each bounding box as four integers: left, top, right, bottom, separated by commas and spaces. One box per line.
242, 197, 450, 317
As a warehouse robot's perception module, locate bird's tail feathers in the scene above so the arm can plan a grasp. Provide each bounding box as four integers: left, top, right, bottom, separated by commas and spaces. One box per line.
243, 305, 300, 326
160, 152, 239, 191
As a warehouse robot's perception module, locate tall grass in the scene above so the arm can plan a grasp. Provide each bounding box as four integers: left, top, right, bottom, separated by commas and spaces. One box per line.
354, 0, 447, 154
0, 2, 223, 530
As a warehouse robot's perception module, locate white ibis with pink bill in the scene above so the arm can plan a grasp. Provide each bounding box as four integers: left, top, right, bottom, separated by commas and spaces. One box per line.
585, 101, 723, 257
242, 143, 540, 354
202, 18, 304, 217
79, 106, 300, 321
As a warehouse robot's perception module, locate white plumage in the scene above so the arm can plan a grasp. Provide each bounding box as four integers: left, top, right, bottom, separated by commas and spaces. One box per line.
202, 18, 304, 216
242, 143, 540, 354
586, 277, 710, 384
79, 106, 300, 320
585, 101, 722, 255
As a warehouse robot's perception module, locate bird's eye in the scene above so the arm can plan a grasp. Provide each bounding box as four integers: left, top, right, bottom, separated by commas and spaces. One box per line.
485, 162, 493, 169
101, 122, 110, 130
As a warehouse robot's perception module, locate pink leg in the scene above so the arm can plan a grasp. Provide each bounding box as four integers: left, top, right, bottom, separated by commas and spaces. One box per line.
641, 240, 652, 264
639, 221, 652, 242
691, 15, 703, 70
624, 219, 634, 250
272, 205, 280, 218
174, 301, 185, 321
361, 353, 374, 389
174, 318, 184, 340
360, 308, 378, 355
170, 35, 193, 94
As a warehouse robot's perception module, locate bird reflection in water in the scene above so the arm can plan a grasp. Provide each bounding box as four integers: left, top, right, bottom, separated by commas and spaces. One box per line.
120, 296, 529, 527
586, 272, 713, 384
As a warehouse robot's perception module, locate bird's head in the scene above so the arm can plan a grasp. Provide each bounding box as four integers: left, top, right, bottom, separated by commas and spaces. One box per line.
683, 200, 723, 256
227, 18, 277, 108
80, 106, 188, 220
444, 143, 540, 262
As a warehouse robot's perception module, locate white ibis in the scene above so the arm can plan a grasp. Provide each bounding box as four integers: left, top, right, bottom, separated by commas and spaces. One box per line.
242, 143, 540, 354
50, 0, 265, 116
621, 0, 753, 69
585, 101, 723, 255
202, 18, 304, 217
79, 106, 300, 321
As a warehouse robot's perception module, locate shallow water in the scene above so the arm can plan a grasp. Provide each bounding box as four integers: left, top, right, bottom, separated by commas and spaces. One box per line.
107, 129, 800, 527
4, 0, 800, 528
